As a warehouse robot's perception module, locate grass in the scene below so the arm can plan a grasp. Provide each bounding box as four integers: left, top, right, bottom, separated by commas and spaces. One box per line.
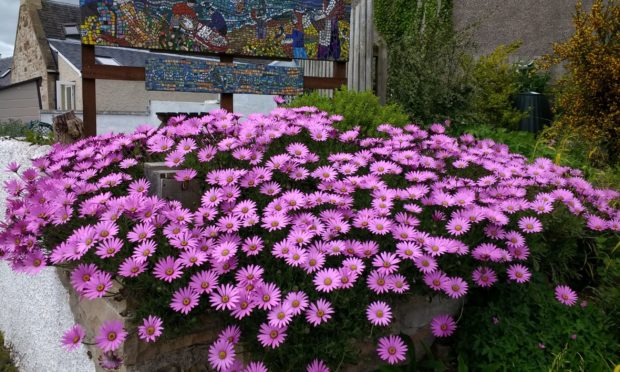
0, 333, 17, 372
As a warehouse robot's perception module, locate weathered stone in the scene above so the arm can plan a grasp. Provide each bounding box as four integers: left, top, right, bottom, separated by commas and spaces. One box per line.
144, 162, 202, 211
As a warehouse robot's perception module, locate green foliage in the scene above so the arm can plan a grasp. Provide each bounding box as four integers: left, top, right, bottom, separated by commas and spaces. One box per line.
287, 88, 410, 137
375, 0, 474, 123
0, 119, 29, 138
455, 274, 619, 371
0, 333, 17, 372
515, 61, 551, 94
0, 119, 54, 145
465, 42, 526, 129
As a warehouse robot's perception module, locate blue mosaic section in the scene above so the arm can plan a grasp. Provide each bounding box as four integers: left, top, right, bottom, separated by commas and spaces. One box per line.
145, 59, 304, 95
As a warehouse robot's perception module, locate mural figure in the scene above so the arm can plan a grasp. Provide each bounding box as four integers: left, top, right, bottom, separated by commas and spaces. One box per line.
284, 11, 308, 59
170, 1, 229, 51
80, 0, 351, 61
251, 0, 268, 40
314, 0, 346, 60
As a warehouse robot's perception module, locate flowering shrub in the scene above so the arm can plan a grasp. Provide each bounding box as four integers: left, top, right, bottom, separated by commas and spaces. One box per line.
1, 107, 619, 370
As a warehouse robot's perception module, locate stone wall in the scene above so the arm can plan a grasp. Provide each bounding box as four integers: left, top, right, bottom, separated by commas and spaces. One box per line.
11, 0, 56, 110
453, 0, 593, 62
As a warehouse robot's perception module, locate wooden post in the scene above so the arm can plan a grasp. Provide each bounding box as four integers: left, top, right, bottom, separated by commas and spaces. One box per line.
82, 45, 97, 137
334, 61, 347, 89
220, 55, 234, 112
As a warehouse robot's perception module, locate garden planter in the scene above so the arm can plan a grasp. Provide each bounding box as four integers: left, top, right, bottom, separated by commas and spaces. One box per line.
57, 266, 460, 372
343, 296, 462, 371
57, 268, 219, 372
515, 92, 553, 133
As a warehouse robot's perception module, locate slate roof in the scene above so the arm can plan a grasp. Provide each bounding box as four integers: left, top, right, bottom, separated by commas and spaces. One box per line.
38, 0, 81, 40
0, 58, 13, 87
49, 39, 274, 71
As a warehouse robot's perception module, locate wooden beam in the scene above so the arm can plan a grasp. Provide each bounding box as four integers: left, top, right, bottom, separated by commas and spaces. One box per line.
82, 65, 146, 81
81, 45, 97, 137
220, 55, 234, 112
303, 76, 347, 90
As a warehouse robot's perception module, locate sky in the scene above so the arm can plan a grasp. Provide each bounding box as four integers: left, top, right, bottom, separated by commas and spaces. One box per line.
0, 0, 78, 59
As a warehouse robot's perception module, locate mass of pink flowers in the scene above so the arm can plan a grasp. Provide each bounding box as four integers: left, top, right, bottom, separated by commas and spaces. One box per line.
1, 107, 619, 370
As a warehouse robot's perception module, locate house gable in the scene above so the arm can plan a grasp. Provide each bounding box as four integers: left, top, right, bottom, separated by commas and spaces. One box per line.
11, 0, 57, 109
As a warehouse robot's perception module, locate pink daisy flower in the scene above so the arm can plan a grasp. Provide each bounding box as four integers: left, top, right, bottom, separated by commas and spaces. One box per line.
61, 324, 85, 351
246, 361, 269, 372
507, 264, 532, 283
170, 287, 200, 314
257, 323, 287, 348
268, 304, 294, 328
210, 284, 240, 311
218, 325, 241, 344
95, 320, 127, 352
431, 314, 457, 337
138, 316, 163, 343
555, 285, 578, 306
153, 256, 184, 282
388, 274, 410, 293
376, 335, 407, 365
284, 291, 309, 316
366, 301, 393, 326
518, 216, 543, 233
372, 252, 401, 275
307, 359, 330, 372
208, 339, 236, 371
313, 268, 341, 293
424, 271, 449, 291
367, 270, 390, 294
253, 282, 281, 310
446, 217, 471, 236
443, 277, 468, 298
189, 270, 219, 294
472, 267, 498, 287
305, 299, 334, 326
83, 271, 112, 299
98, 352, 123, 370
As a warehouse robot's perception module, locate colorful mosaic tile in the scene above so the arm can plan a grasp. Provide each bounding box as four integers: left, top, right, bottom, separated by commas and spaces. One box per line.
145, 59, 304, 95
80, 0, 351, 61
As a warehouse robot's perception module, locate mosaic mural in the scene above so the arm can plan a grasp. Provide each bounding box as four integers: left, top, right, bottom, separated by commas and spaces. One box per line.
80, 0, 351, 61
145, 59, 304, 95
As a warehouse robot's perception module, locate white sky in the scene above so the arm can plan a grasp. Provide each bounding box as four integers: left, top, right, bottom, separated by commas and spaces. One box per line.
0, 0, 78, 58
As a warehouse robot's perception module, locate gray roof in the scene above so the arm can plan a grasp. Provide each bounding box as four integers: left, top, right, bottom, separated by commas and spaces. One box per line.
0, 58, 13, 87
39, 0, 81, 40
48, 39, 273, 71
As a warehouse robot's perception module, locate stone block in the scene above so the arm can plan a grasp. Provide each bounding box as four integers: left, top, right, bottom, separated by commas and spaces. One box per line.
143, 162, 202, 211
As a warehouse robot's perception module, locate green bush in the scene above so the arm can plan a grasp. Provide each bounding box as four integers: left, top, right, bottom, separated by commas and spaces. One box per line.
287, 88, 410, 137
0, 119, 54, 145
0, 333, 17, 372
455, 274, 619, 371
464, 42, 526, 130
375, 0, 474, 123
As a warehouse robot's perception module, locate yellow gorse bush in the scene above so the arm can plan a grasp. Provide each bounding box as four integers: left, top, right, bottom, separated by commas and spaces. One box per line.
543, 0, 620, 166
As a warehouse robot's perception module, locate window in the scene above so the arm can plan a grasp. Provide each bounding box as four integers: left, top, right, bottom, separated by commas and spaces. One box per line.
56, 81, 76, 111
95, 56, 120, 66
63, 24, 80, 37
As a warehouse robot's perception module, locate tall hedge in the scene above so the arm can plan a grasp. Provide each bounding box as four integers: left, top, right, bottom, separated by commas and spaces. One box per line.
374, 0, 473, 123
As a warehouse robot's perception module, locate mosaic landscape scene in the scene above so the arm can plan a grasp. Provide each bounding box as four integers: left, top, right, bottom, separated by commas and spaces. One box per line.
145, 59, 304, 95
80, 0, 351, 61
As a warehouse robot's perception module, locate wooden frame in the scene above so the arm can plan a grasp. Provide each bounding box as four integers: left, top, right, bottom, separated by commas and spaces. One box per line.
81, 45, 347, 137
